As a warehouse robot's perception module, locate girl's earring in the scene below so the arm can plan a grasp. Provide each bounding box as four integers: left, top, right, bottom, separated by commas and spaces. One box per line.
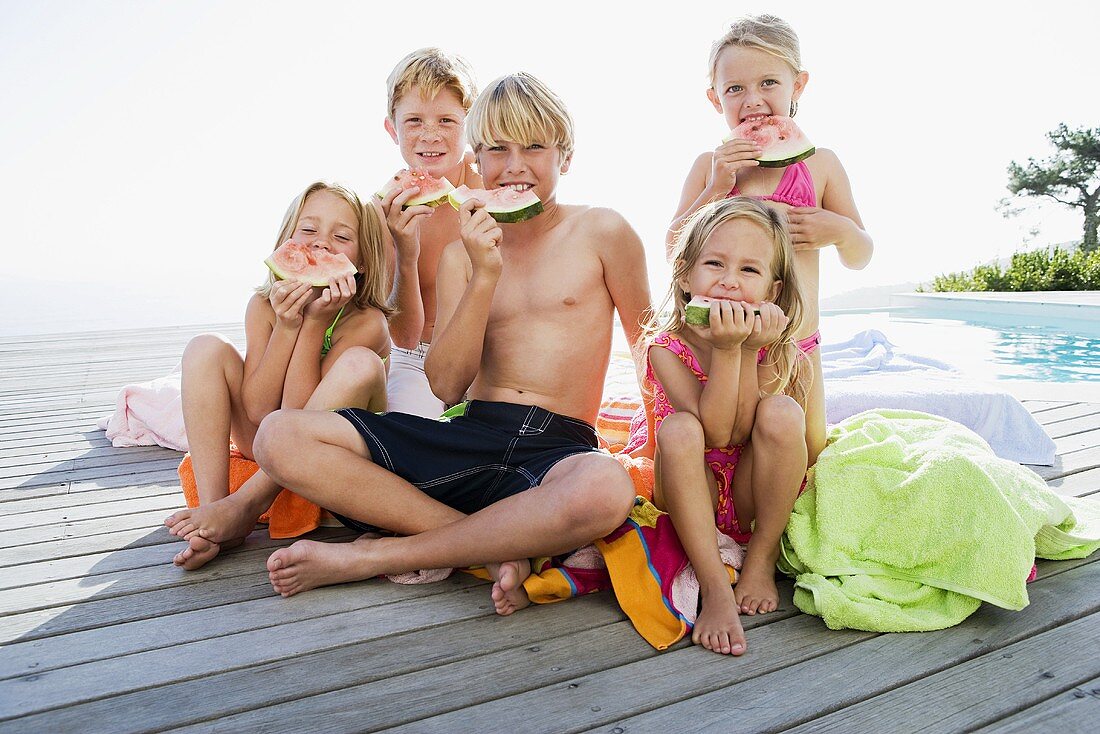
789, 100, 798, 117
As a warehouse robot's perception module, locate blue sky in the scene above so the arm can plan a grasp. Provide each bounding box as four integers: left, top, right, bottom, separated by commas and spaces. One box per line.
1, 0, 1096, 333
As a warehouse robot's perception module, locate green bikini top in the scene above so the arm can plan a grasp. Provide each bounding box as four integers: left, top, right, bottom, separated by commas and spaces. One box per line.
320, 306, 345, 357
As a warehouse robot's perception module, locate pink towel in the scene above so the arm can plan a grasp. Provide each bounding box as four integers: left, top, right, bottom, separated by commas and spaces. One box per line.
97, 366, 188, 452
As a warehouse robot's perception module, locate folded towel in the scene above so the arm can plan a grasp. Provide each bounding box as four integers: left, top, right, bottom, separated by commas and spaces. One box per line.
97, 365, 188, 451
822, 331, 1055, 465
778, 409, 1100, 632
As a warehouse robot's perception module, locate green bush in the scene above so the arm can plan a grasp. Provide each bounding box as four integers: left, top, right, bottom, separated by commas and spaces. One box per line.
926, 246, 1100, 292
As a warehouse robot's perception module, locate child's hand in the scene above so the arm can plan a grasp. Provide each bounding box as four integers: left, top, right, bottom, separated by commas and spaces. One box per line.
742, 302, 789, 350
709, 138, 762, 193
269, 279, 314, 330
380, 187, 435, 260
304, 273, 357, 322
786, 207, 849, 251
458, 198, 503, 279
689, 300, 755, 351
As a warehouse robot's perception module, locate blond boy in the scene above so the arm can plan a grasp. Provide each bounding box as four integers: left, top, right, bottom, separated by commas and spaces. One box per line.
378, 48, 483, 417
254, 73, 653, 613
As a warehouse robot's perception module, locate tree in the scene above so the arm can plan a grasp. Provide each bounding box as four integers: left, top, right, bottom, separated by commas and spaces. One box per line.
1006, 124, 1100, 253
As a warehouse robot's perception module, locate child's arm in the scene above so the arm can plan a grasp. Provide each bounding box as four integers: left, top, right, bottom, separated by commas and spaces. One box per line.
379, 188, 435, 349
729, 303, 789, 443
424, 200, 501, 405
279, 275, 352, 409
787, 149, 873, 270
596, 210, 652, 361
666, 143, 761, 259
240, 282, 313, 425
652, 303, 756, 448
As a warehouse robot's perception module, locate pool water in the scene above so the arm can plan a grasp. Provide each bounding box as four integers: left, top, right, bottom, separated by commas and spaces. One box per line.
820, 309, 1100, 383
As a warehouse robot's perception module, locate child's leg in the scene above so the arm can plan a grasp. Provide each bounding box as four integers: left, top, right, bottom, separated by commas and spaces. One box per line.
654, 412, 745, 656
168, 347, 388, 569
180, 334, 258, 505
731, 395, 807, 614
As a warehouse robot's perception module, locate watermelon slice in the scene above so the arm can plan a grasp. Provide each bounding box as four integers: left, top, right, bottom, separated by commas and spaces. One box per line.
264, 241, 357, 287
684, 296, 760, 326
376, 168, 455, 208
448, 185, 544, 223
723, 116, 814, 168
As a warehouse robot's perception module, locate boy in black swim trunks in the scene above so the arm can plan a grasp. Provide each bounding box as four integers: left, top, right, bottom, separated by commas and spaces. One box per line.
172, 72, 652, 615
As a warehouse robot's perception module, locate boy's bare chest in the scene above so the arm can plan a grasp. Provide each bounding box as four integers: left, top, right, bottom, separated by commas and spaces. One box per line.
490, 240, 605, 318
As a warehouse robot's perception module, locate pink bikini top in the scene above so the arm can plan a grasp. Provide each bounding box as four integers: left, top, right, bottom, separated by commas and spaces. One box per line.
729, 160, 816, 208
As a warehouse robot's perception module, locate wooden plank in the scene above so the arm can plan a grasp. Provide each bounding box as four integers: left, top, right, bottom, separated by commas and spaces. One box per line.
0, 507, 184, 549
0, 444, 171, 473
0, 524, 182, 568
1024, 400, 1074, 414
0, 457, 183, 491
1034, 445, 1100, 482
596, 559, 1100, 734
969, 675, 1100, 734
1034, 403, 1100, 426
1045, 413, 1100, 440
0, 482, 181, 517
779, 612, 1100, 733
0, 576, 518, 721
1054, 426, 1100, 455
0, 492, 183, 531
0, 468, 182, 505
1046, 467, 1100, 498
0, 574, 482, 682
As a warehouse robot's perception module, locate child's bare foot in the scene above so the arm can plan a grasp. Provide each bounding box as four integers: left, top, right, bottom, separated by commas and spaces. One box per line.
487, 559, 531, 616
692, 585, 746, 655
735, 558, 780, 615
267, 537, 378, 598
164, 493, 260, 545
172, 535, 244, 570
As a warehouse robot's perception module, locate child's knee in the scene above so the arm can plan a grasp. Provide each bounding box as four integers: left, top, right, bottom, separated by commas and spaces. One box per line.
753, 395, 805, 445
655, 412, 705, 455
253, 410, 299, 477
560, 455, 634, 535
328, 347, 386, 387
183, 333, 236, 367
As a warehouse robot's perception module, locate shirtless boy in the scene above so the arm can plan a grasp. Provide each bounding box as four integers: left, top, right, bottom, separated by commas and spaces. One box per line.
173, 72, 652, 612
377, 48, 484, 418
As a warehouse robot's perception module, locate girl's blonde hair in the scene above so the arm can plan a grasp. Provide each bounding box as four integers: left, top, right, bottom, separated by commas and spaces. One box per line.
709, 15, 803, 103
257, 181, 392, 316
466, 72, 575, 161
648, 197, 810, 404
386, 47, 478, 120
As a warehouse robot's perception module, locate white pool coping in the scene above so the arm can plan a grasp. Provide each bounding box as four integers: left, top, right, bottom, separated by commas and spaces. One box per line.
889, 291, 1100, 322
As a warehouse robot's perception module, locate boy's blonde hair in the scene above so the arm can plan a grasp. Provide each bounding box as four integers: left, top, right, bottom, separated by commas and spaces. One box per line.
386, 47, 477, 120
649, 197, 810, 404
258, 181, 392, 316
709, 14, 802, 88
466, 72, 575, 161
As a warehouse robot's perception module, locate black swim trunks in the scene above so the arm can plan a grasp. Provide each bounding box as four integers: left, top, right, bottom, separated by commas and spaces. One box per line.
333, 400, 599, 531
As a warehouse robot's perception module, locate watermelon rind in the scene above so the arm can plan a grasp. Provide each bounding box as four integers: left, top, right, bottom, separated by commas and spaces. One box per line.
375, 170, 455, 209
756, 146, 816, 169
264, 243, 357, 287
684, 296, 759, 326
448, 186, 544, 223
723, 116, 815, 169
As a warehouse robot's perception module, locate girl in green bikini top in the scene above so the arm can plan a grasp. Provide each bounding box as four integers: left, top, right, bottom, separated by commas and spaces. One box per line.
174, 181, 395, 554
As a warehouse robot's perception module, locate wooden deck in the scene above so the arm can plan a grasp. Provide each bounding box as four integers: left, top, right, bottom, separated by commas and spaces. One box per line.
1, 325, 1098, 733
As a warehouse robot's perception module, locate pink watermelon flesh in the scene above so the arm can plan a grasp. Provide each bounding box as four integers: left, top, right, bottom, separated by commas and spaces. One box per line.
725, 116, 815, 168
447, 185, 544, 223
375, 168, 454, 208
265, 241, 357, 287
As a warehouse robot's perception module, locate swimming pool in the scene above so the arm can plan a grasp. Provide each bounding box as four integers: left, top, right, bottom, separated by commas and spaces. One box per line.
820, 307, 1100, 383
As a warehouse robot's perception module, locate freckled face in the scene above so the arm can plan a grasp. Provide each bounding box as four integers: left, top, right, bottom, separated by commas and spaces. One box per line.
385, 86, 468, 177
708, 46, 807, 129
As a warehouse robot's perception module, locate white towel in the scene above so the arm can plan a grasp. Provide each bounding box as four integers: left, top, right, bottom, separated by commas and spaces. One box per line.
822, 330, 1056, 466
96, 364, 188, 452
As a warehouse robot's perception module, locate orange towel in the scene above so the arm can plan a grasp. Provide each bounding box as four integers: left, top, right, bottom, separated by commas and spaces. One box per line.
178, 448, 326, 539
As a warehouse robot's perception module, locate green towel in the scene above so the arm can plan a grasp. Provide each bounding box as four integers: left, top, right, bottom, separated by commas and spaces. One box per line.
778, 409, 1100, 632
